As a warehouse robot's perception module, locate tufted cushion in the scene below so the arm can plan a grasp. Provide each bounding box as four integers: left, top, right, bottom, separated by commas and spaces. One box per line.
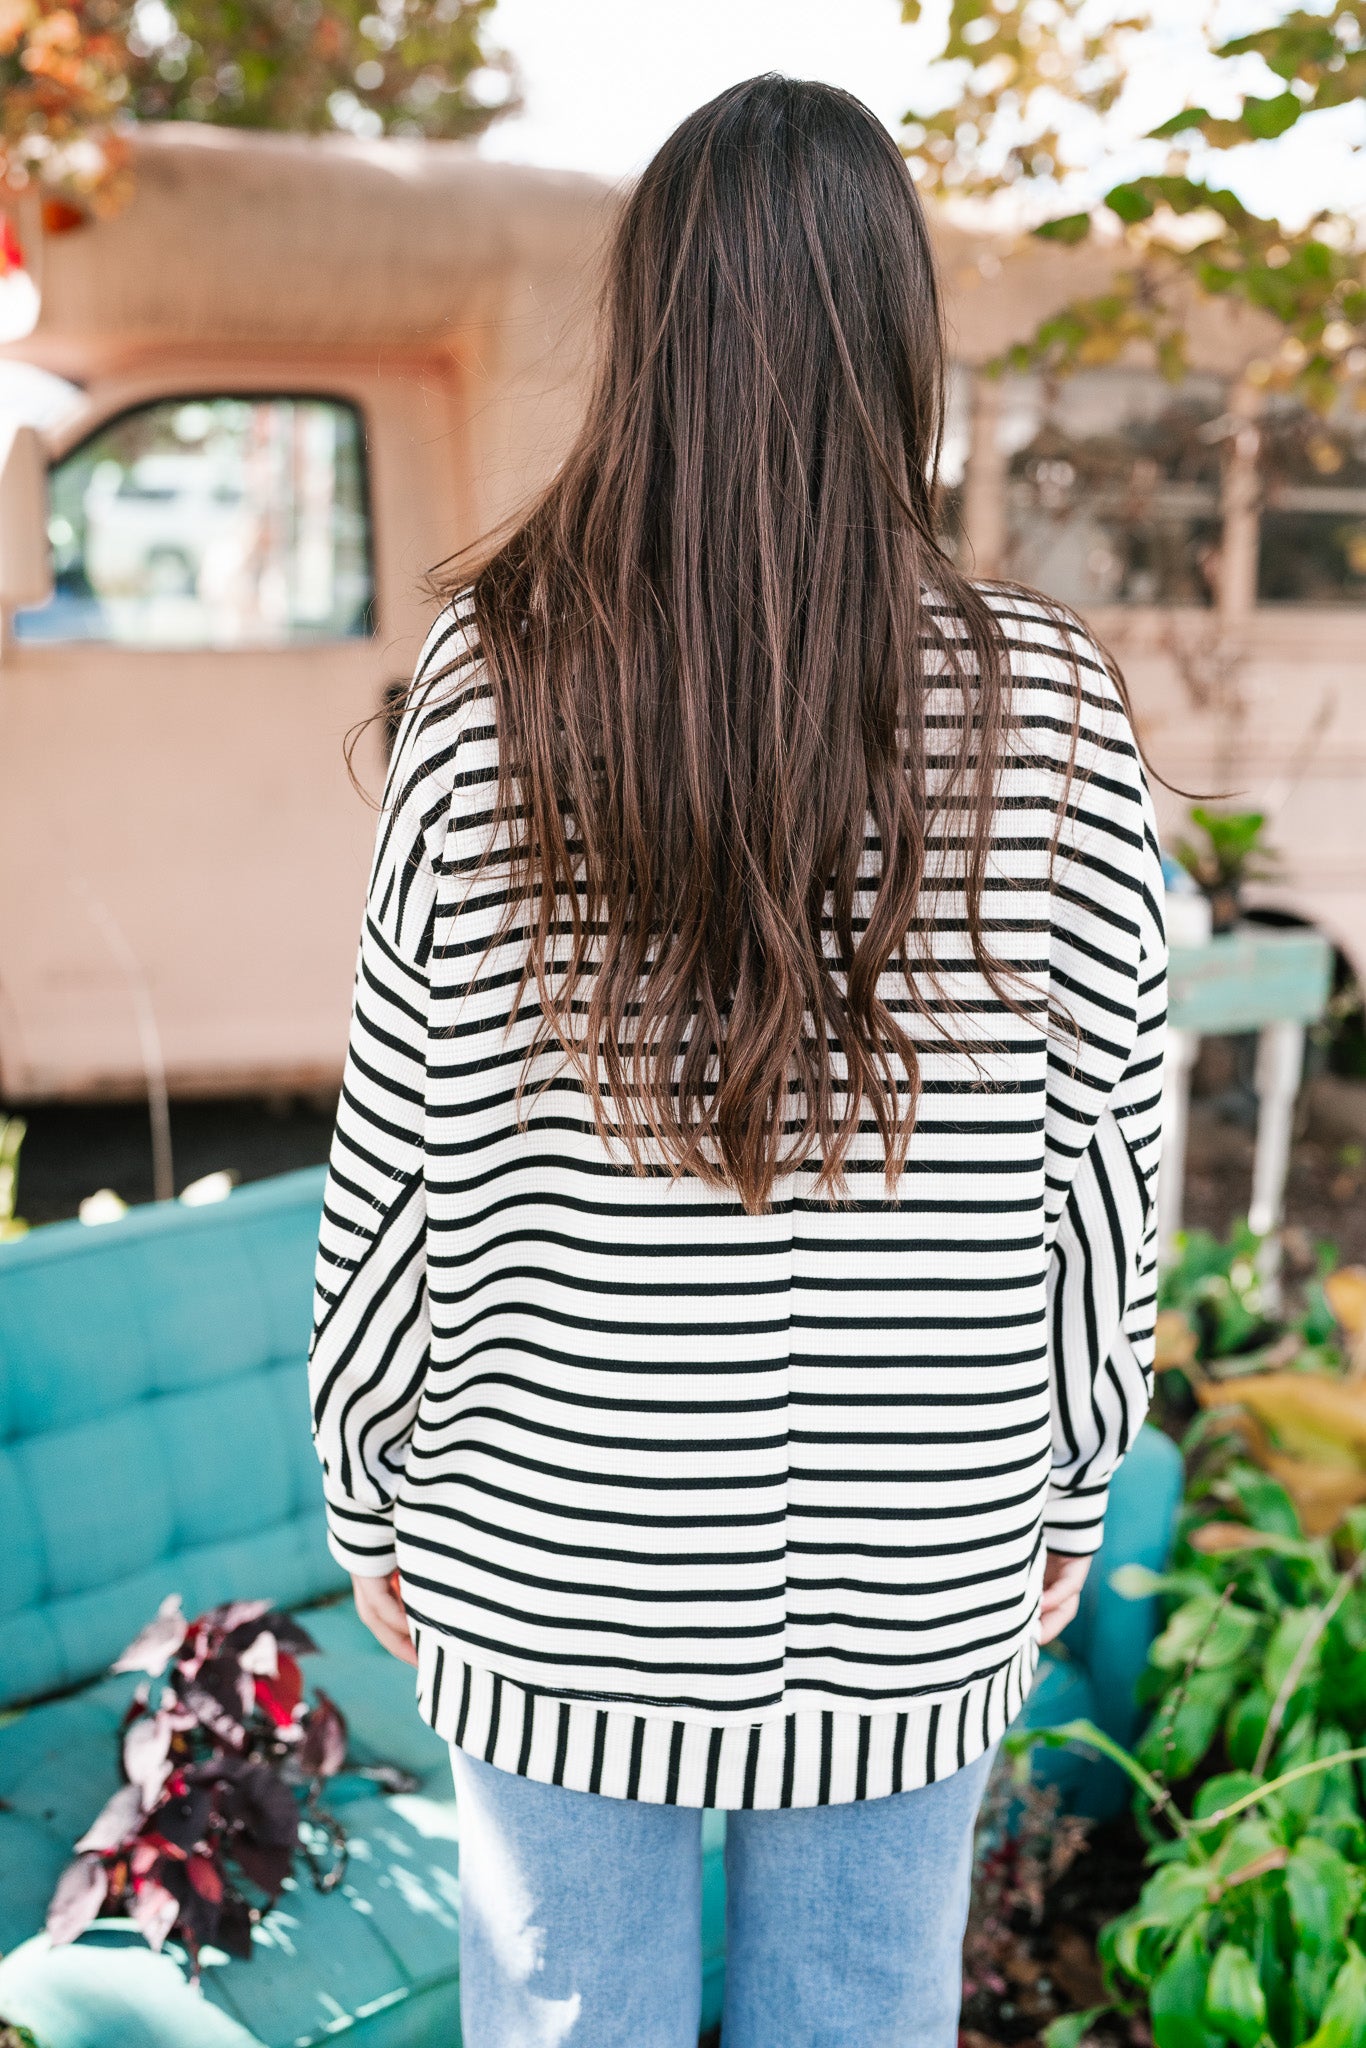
0, 1168, 345, 1710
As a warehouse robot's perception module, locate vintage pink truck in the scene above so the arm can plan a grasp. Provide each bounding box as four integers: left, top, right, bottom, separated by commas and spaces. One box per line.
0, 126, 1360, 1104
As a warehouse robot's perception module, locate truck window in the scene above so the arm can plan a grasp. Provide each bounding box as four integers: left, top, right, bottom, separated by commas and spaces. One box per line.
15, 394, 374, 647
1258, 398, 1366, 606
996, 369, 1227, 607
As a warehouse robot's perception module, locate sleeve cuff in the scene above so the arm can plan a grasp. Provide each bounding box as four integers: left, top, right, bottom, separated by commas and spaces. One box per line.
323, 1494, 398, 1578
1042, 1478, 1111, 1557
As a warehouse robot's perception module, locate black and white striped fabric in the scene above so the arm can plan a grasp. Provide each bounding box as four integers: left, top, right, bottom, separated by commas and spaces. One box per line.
309, 586, 1166, 1809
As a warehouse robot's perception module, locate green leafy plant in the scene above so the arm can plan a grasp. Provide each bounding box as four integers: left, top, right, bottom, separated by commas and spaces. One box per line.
1174, 809, 1279, 898
1159, 1221, 1278, 1366
1152, 1229, 1366, 1536
116, 0, 515, 138
1016, 1484, 1366, 2044
1153, 1220, 1348, 1402
898, 2, 1366, 412
1016, 1708, 1366, 2048
0, 0, 513, 223
1169, 807, 1278, 932
1134, 1461, 1366, 1786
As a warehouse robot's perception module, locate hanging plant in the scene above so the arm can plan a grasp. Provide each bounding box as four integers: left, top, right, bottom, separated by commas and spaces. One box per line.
45, 1595, 349, 1975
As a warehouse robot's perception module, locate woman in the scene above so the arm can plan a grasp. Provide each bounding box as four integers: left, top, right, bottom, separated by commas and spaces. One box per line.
309, 75, 1165, 2048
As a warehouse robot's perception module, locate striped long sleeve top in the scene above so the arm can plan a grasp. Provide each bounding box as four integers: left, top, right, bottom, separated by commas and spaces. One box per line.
309, 585, 1167, 1810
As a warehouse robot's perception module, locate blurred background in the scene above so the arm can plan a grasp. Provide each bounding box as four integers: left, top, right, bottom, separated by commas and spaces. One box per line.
2, 0, 1365, 1251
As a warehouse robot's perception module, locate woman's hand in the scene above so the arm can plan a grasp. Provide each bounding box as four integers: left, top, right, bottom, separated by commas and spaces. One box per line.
352, 1568, 418, 1666
1038, 1552, 1091, 1645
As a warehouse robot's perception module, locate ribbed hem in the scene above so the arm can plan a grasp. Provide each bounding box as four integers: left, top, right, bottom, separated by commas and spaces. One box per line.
323, 1494, 397, 1578
412, 1627, 1039, 1810
1042, 1477, 1112, 1557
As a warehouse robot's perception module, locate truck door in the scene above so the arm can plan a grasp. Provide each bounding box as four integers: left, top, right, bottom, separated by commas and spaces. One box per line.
0, 386, 406, 1103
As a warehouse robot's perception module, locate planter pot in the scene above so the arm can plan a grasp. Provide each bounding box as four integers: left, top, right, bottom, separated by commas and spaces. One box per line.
1207, 884, 1242, 935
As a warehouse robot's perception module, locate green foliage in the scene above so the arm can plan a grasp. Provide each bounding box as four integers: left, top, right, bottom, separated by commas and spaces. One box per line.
1042, 2010, 1109, 2048
1216, 10, 1366, 123
1013, 1479, 1366, 2045
900, 0, 1146, 197
1015, 1699, 1366, 2043
996, 268, 1188, 379
1304, 1943, 1366, 2047
1207, 1939, 1268, 2046
0, 0, 513, 217
898, 3, 1366, 409
1156, 1216, 1350, 1388
1032, 211, 1092, 246
121, 0, 513, 140
1160, 1219, 1270, 1358
1173, 807, 1277, 894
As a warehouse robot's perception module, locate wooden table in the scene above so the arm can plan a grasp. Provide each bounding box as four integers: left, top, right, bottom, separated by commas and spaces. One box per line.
1159, 927, 1334, 1306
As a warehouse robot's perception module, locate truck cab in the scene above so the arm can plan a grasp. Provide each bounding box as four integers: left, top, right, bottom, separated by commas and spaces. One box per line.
0, 125, 609, 1103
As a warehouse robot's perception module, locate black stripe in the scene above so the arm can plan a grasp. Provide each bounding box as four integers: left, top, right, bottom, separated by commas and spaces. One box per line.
665, 1722, 685, 1805
743, 1727, 762, 1809
704, 1727, 724, 1808
626, 1719, 646, 1800
780, 1717, 796, 1809
484, 1674, 503, 1765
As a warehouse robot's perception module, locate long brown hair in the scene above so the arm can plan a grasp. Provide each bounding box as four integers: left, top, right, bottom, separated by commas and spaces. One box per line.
463, 75, 1064, 1214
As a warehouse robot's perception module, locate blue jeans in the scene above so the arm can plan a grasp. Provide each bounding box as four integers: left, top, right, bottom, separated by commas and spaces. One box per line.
450, 1741, 995, 2048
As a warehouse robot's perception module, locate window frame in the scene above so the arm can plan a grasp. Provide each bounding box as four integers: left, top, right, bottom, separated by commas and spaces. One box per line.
21, 385, 379, 651
990, 365, 1229, 612
1253, 395, 1366, 611
955, 361, 1366, 619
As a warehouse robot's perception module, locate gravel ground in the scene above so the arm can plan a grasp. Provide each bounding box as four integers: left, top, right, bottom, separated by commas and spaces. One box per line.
10, 1094, 337, 1227
1182, 1102, 1366, 1269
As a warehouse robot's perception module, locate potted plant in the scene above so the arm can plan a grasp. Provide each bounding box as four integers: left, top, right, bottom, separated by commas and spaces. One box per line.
1173, 808, 1279, 935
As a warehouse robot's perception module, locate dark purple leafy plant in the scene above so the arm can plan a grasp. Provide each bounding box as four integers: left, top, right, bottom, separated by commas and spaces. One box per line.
46, 1595, 349, 1976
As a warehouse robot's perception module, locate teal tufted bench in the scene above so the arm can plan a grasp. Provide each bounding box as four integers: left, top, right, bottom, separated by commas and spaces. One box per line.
0, 1168, 1178, 2045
